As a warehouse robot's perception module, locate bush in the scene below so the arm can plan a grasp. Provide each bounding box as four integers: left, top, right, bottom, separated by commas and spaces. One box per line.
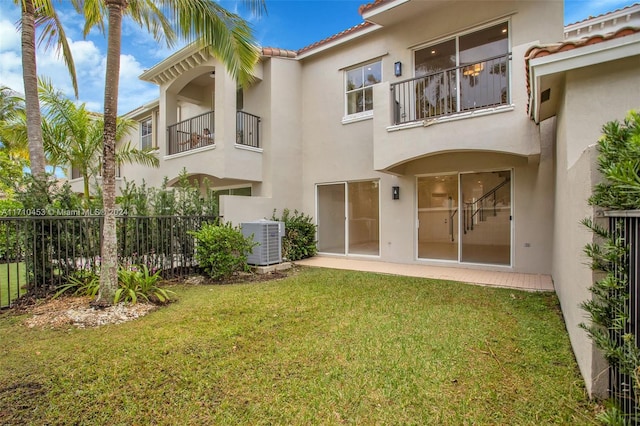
589, 110, 640, 209
271, 209, 317, 261
190, 223, 257, 280
54, 270, 99, 298
116, 264, 174, 304
0, 199, 24, 261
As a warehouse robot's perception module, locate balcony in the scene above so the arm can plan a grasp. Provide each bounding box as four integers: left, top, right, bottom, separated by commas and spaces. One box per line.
373, 51, 542, 173
167, 111, 215, 155
390, 53, 511, 125
167, 110, 261, 155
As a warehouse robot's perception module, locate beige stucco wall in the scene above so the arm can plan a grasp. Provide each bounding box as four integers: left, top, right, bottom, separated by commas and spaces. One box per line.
552, 55, 640, 397
221, 57, 305, 224
295, 0, 560, 273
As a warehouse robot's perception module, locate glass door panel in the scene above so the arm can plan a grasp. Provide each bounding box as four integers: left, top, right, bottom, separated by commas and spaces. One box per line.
415, 39, 457, 118
317, 184, 346, 254
460, 171, 511, 265
459, 23, 509, 110
417, 175, 459, 260
348, 181, 380, 256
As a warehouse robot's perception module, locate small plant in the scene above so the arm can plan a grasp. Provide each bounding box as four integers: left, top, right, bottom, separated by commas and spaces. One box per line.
116, 264, 174, 304
597, 400, 630, 426
54, 270, 99, 298
189, 223, 257, 280
271, 208, 317, 261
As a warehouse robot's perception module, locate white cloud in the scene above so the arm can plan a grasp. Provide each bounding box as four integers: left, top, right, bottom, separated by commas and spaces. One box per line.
0, 18, 20, 52
0, 51, 24, 91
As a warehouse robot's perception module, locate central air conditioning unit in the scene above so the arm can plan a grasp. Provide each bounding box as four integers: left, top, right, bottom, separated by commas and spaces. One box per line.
240, 220, 285, 266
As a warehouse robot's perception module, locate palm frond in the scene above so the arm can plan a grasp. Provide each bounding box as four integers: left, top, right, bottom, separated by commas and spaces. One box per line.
115, 141, 160, 168
33, 0, 79, 97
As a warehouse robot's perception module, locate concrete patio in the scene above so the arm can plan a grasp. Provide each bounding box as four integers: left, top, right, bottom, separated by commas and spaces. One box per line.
294, 256, 554, 292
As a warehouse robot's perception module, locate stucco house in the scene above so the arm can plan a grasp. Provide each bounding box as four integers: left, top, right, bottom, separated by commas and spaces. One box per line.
69, 1, 640, 397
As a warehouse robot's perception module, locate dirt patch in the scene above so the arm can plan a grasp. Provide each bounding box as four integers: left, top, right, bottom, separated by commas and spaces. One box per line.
23, 296, 157, 329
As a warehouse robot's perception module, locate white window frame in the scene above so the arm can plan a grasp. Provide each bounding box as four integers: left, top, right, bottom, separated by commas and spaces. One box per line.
140, 116, 153, 150
343, 59, 382, 122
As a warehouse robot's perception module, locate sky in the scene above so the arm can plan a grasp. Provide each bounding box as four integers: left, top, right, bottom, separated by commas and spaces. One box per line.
0, 0, 636, 114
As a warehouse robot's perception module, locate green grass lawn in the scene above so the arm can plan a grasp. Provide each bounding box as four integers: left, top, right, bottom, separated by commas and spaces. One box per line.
0, 262, 26, 308
0, 267, 598, 425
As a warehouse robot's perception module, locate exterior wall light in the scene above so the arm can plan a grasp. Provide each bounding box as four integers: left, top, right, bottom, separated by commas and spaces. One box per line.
394, 61, 402, 77
392, 186, 400, 200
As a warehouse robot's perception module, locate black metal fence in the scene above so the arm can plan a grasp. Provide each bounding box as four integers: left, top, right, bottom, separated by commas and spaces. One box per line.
606, 211, 640, 423
0, 215, 217, 308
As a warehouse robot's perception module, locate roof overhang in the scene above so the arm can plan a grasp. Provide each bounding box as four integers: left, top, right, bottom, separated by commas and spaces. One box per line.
528, 30, 640, 123
124, 99, 159, 119
296, 23, 382, 59
139, 43, 212, 85
360, 0, 445, 26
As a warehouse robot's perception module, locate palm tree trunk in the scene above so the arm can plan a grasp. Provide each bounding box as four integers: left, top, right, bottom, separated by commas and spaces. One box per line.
95, 0, 127, 307
83, 173, 91, 204
21, 0, 46, 179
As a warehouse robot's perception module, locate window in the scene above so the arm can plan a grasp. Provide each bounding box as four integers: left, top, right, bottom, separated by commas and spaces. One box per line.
345, 60, 382, 116
140, 117, 153, 150
413, 22, 509, 117
236, 87, 244, 111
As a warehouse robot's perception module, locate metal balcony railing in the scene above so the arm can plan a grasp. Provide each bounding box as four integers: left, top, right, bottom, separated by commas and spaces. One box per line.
236, 111, 260, 148
167, 111, 215, 155
390, 53, 511, 125
167, 110, 261, 154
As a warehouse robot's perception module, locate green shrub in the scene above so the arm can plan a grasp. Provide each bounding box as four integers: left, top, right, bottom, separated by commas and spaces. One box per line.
116, 265, 175, 304
589, 110, 640, 209
0, 199, 24, 261
54, 270, 99, 298
189, 223, 257, 280
271, 209, 317, 261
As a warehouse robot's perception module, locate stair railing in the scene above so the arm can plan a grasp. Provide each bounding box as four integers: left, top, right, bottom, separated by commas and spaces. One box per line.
463, 177, 510, 234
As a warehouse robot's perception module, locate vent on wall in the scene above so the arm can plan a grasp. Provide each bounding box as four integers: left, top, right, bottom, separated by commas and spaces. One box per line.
541, 88, 551, 103
241, 220, 284, 266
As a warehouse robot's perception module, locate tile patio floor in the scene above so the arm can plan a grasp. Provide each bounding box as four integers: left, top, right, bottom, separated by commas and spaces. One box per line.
294, 256, 554, 292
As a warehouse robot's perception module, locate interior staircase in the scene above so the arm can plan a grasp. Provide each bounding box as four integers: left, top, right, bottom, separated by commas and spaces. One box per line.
463, 174, 511, 240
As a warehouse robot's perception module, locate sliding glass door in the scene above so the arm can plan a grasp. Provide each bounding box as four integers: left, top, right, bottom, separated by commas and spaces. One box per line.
417, 170, 511, 265
460, 171, 511, 265
317, 184, 346, 254
417, 174, 459, 260
317, 181, 379, 256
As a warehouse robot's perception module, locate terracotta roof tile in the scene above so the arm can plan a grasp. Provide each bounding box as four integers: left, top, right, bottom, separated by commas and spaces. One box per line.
525, 26, 640, 116
525, 26, 640, 60
261, 47, 297, 58
358, 0, 393, 15
297, 22, 374, 55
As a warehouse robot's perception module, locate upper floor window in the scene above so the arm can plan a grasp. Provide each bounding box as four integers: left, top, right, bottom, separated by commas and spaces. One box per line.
345, 60, 382, 116
400, 22, 509, 122
140, 117, 153, 150
236, 87, 244, 111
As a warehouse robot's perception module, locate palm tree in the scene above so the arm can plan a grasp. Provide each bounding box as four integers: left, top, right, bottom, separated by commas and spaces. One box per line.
78, 0, 265, 306
38, 79, 160, 203
17, 0, 78, 179
0, 86, 29, 161
0, 87, 28, 196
